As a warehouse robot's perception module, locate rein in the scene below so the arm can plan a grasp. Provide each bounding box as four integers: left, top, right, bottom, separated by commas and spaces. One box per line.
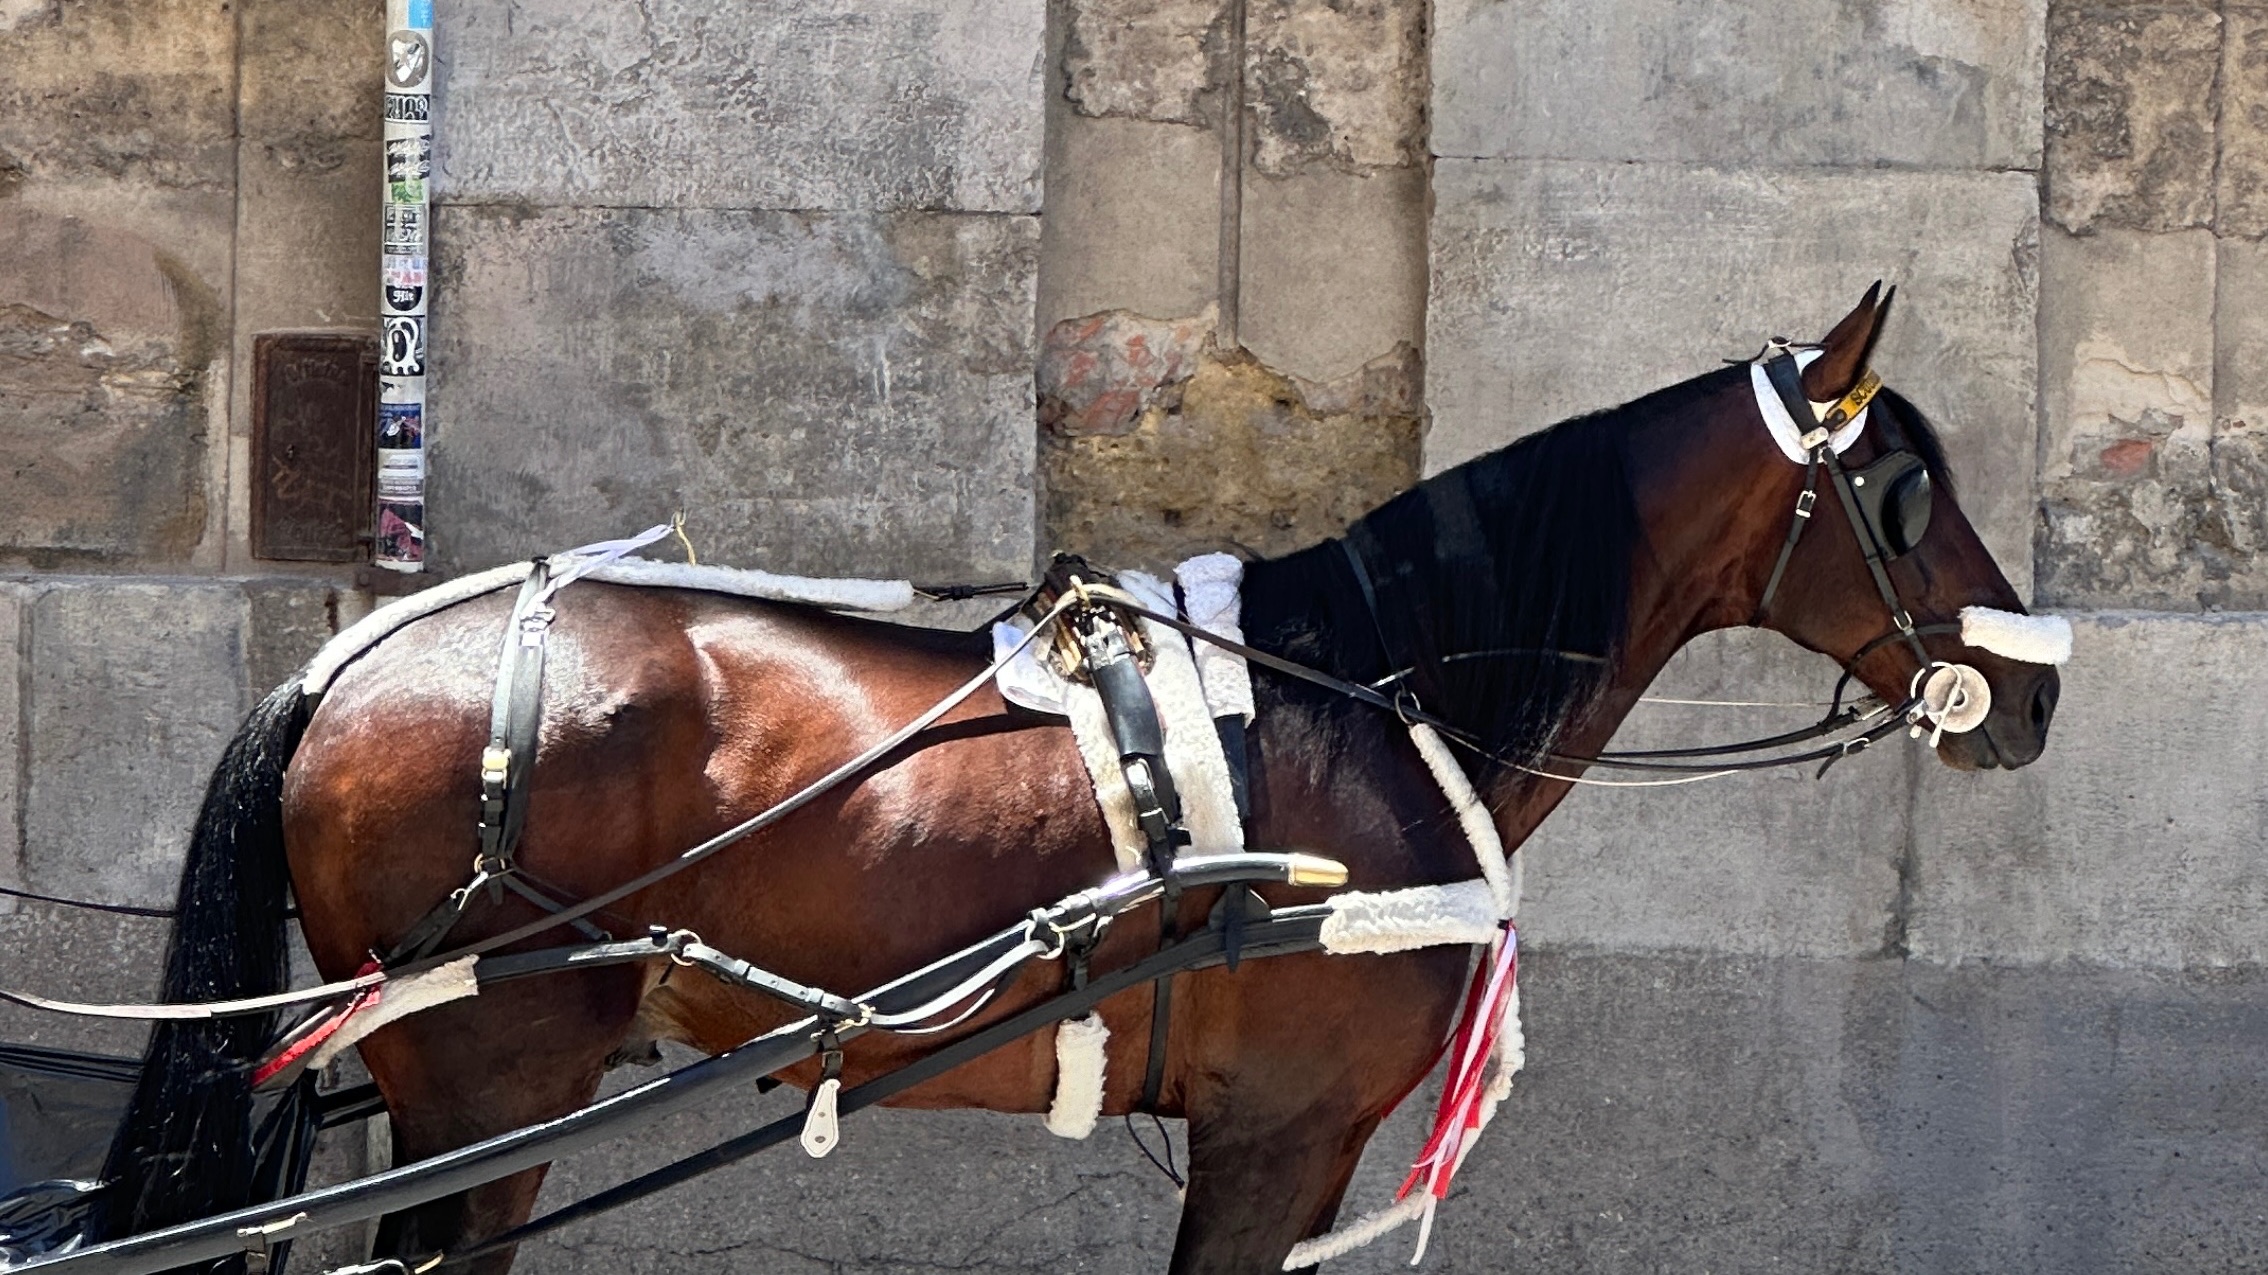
1118, 603, 1923, 780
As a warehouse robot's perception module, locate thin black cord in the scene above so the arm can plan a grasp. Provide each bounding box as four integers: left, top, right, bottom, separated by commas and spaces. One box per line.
1125, 1112, 1185, 1190
0, 882, 174, 918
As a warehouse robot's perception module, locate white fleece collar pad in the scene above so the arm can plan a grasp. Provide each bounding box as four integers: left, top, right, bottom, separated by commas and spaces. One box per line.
1959, 606, 2073, 665
1751, 348, 1869, 463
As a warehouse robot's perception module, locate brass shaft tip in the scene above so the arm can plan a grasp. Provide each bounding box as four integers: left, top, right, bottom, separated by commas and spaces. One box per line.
1283, 853, 1350, 888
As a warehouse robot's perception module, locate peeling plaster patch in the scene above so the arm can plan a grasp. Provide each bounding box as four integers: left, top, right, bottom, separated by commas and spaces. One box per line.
1038, 307, 1214, 436
1062, 0, 1222, 126
1245, 0, 1426, 174
1039, 310, 1420, 565
2062, 336, 2211, 465
2041, 341, 2265, 609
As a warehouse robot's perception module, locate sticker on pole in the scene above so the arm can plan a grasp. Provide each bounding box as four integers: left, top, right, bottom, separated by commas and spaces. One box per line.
386, 30, 431, 91
380, 316, 426, 377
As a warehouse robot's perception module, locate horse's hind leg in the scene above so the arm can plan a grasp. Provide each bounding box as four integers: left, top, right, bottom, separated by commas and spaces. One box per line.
358, 967, 648, 1274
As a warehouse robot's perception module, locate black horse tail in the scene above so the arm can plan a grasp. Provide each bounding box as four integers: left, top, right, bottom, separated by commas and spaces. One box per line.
98, 679, 318, 1256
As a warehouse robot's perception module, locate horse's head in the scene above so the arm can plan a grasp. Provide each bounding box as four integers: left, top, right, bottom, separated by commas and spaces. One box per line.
1737, 286, 2063, 770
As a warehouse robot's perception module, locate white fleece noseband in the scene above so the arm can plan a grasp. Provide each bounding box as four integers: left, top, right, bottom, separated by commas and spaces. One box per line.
1751, 347, 1868, 463
1959, 606, 2073, 666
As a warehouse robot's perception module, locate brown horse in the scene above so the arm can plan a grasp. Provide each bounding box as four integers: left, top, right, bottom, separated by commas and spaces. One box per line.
99, 287, 2057, 1273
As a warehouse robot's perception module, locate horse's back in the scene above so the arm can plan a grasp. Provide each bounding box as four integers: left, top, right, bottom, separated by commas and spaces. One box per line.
280, 582, 1106, 985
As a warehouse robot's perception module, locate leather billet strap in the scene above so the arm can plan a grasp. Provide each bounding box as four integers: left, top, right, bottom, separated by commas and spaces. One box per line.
388, 560, 567, 963
1750, 448, 1819, 625
478, 560, 557, 890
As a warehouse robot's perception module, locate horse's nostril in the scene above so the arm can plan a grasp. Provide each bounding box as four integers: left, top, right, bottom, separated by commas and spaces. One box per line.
2030, 679, 2056, 733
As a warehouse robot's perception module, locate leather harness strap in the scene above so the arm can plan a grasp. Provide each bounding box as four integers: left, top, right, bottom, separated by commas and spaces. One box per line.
476, 562, 555, 895
389, 560, 601, 963
1751, 353, 1928, 667
1052, 566, 1193, 1114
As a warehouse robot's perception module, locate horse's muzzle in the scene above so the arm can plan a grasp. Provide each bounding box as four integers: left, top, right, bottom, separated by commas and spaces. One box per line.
1936, 665, 2059, 770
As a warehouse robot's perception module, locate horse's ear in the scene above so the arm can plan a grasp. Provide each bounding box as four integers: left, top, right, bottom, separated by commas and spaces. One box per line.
1802, 282, 1894, 400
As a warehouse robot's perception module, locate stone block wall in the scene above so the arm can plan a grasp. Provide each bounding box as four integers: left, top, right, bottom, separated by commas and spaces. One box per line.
421, 0, 1045, 582
2037, 0, 2268, 611
1, 0, 2265, 1272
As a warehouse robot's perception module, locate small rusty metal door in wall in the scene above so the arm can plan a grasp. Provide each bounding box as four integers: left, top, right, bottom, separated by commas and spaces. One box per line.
251, 333, 377, 562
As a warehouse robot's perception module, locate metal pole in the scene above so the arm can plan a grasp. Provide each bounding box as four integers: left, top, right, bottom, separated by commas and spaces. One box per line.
376, 0, 433, 571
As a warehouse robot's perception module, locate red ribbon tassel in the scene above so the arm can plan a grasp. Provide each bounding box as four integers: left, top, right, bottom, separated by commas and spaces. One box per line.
1397, 926, 1519, 1210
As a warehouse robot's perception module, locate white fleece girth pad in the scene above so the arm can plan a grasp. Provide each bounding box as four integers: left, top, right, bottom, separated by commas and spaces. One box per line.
992, 564, 1247, 871
1175, 553, 1255, 722
1959, 606, 2073, 666
303, 558, 916, 696
1044, 1013, 1110, 1139
1060, 572, 1244, 870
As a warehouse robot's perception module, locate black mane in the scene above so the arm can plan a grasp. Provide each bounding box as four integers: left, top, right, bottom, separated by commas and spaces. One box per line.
1243, 368, 1739, 768
1871, 387, 1957, 496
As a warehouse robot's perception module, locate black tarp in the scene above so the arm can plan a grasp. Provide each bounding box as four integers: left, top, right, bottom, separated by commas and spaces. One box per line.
0, 1044, 136, 1263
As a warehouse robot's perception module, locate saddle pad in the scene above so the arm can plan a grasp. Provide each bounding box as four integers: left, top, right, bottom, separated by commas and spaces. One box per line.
993, 562, 1246, 871
303, 558, 916, 697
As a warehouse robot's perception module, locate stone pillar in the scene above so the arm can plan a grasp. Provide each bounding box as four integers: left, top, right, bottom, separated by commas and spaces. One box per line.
1036, 0, 1427, 567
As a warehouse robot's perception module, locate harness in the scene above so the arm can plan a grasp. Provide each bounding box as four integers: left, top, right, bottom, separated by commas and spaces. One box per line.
1036, 559, 1214, 1117
1329, 344, 1977, 781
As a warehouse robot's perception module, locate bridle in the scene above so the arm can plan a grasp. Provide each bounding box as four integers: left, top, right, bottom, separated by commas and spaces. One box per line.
1316, 342, 1991, 781
1749, 342, 1930, 670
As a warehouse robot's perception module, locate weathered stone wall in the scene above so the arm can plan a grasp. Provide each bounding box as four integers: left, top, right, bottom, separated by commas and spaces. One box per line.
1036, 0, 1427, 567
1, 0, 2265, 1272
422, 0, 1045, 582
2037, 0, 2268, 611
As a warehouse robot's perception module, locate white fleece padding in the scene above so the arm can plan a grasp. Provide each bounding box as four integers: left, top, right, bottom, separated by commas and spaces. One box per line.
580, 560, 914, 613
307, 956, 479, 1074
1062, 578, 1245, 870
305, 562, 527, 694
1751, 348, 1869, 464
1283, 1195, 1431, 1269
1406, 723, 1516, 919
1174, 552, 1255, 723
1319, 880, 1501, 955
1960, 606, 2073, 666
1044, 1012, 1110, 1139
304, 558, 916, 695
992, 616, 1070, 715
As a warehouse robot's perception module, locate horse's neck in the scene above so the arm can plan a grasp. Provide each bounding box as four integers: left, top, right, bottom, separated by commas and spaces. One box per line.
1471, 391, 1782, 852
1470, 595, 1706, 853
1240, 372, 1772, 857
